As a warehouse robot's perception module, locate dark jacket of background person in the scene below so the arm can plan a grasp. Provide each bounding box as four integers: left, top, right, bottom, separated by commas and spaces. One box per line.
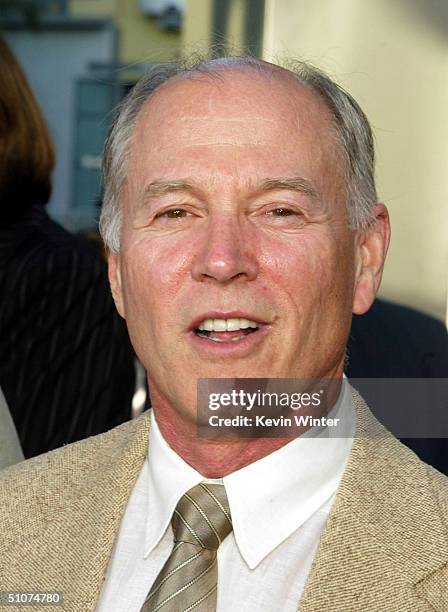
347, 298, 448, 475
0, 36, 135, 458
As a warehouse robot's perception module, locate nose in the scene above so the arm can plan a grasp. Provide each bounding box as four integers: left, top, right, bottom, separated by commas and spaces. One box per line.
191, 214, 259, 283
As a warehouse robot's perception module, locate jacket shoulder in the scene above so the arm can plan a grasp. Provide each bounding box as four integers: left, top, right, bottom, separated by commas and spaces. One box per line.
426, 462, 448, 519
0, 414, 149, 540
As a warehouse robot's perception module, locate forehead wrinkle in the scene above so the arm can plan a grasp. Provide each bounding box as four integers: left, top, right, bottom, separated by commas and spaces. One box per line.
150, 118, 282, 150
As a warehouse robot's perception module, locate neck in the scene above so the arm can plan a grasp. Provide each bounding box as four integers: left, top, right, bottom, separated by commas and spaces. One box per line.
150, 368, 344, 478
155, 407, 291, 477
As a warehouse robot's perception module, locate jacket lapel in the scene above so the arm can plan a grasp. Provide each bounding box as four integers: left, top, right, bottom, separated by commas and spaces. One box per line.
0, 413, 150, 612
298, 390, 448, 612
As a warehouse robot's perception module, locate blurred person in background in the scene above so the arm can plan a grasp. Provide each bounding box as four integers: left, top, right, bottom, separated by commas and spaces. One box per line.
348, 299, 448, 380
0, 387, 23, 470
0, 35, 135, 458
347, 297, 448, 475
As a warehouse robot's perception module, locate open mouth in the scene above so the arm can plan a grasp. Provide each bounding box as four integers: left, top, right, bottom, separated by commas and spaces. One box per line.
194, 318, 261, 343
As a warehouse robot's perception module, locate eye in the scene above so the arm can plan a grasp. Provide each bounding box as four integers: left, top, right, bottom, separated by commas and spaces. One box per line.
267, 207, 296, 217
260, 205, 306, 229
265, 206, 304, 218
157, 208, 189, 219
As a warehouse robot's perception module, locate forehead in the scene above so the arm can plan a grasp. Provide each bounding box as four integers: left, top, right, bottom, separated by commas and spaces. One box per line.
127, 67, 341, 190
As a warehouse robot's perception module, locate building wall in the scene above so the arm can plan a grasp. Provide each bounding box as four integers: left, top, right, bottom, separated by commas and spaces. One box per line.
263, 0, 448, 322
69, 0, 117, 17
72, 0, 181, 63
182, 0, 213, 54
71, 0, 118, 16
182, 0, 248, 54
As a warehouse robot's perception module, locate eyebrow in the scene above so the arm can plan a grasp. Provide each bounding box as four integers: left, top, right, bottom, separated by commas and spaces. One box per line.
258, 177, 320, 200
143, 180, 197, 199
141, 176, 320, 202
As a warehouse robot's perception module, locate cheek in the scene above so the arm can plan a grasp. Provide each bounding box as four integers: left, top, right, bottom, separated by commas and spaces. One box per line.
260, 229, 350, 302
119, 249, 187, 367
121, 235, 192, 327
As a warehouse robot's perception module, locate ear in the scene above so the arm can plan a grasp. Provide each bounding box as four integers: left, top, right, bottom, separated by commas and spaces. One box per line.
108, 252, 126, 318
353, 203, 391, 315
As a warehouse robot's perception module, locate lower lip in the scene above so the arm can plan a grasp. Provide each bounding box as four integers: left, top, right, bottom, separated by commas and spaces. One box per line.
188, 326, 270, 359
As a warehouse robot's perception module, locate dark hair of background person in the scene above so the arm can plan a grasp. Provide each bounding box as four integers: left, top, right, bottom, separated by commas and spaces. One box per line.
0, 34, 135, 458
0, 36, 55, 217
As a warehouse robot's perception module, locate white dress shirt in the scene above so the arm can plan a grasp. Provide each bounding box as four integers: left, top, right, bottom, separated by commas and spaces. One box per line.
97, 380, 355, 611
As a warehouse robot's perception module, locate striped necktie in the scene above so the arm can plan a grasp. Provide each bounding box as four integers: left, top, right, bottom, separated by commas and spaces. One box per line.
141, 483, 232, 612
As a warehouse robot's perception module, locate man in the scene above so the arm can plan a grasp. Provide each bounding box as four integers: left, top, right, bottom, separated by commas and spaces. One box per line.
0, 56, 447, 612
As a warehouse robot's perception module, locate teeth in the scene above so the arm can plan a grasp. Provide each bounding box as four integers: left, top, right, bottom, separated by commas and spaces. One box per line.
214, 319, 227, 332
226, 318, 241, 331
197, 317, 259, 332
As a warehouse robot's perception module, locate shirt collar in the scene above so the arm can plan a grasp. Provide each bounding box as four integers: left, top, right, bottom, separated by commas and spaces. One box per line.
145, 378, 355, 568
144, 413, 204, 559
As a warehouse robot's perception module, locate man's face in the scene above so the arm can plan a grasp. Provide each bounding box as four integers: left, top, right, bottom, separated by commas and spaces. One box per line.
109, 69, 371, 422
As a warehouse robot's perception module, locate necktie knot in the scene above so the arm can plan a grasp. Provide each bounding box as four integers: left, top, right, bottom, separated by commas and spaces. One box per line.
172, 483, 232, 551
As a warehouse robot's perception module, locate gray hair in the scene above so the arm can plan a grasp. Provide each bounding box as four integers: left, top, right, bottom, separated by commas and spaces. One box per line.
99, 55, 377, 253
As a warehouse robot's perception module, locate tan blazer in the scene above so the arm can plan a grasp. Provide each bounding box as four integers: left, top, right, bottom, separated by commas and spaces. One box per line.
0, 390, 447, 612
